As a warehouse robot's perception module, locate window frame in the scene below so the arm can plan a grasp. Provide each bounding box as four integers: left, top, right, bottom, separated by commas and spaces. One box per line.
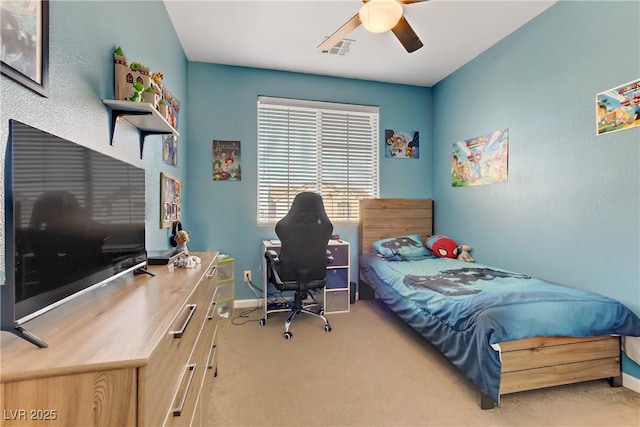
257, 96, 380, 224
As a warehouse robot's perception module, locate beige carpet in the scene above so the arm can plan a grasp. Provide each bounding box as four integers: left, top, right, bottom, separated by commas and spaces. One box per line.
205, 300, 640, 427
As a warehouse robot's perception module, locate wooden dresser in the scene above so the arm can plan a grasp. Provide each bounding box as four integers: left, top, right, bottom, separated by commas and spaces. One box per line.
0, 251, 229, 426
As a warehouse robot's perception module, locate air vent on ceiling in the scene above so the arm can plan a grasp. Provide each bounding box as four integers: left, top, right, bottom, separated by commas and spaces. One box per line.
321, 39, 354, 55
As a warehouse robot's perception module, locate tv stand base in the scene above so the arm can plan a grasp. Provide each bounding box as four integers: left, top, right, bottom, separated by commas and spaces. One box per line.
4, 325, 48, 348
134, 267, 155, 277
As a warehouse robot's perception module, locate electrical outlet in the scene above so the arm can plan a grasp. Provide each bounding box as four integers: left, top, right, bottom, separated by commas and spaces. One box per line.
243, 270, 251, 283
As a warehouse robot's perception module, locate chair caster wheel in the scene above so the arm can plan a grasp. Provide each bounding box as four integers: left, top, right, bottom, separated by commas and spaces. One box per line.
260, 318, 266, 326
284, 331, 293, 339
325, 325, 332, 332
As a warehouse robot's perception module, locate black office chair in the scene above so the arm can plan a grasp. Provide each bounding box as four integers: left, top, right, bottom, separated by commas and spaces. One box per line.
262, 192, 333, 339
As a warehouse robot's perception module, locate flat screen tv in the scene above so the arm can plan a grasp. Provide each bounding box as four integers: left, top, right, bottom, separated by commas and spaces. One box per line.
2, 119, 147, 347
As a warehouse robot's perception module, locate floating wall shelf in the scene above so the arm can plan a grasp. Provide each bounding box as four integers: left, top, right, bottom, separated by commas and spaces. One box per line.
103, 99, 179, 159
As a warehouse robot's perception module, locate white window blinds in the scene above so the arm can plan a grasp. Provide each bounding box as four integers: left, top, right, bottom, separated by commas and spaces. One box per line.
257, 96, 379, 223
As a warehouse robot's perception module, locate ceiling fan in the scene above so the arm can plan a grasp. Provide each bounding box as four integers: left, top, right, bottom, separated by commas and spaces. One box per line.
317, 0, 428, 54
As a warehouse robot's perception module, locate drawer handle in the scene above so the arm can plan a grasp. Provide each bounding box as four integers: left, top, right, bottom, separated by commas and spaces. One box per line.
206, 300, 217, 320
207, 324, 219, 371
172, 363, 197, 417
206, 265, 217, 278
207, 343, 217, 370
169, 304, 197, 338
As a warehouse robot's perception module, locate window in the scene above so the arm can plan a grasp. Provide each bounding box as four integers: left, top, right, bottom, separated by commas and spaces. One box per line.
257, 96, 379, 223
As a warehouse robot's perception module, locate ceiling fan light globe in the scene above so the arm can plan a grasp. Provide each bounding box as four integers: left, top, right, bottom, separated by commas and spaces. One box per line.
359, 0, 403, 33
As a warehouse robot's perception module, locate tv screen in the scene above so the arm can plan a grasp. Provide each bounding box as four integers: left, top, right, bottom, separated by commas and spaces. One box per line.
5, 120, 146, 324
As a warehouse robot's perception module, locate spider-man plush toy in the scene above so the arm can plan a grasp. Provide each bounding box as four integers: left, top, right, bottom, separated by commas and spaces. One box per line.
425, 234, 459, 258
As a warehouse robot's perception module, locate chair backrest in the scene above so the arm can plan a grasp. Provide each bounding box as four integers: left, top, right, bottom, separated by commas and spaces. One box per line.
275, 192, 333, 285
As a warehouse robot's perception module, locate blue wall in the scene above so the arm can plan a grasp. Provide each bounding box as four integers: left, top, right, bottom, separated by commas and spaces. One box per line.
185, 64, 432, 298
432, 1, 639, 315
0, 0, 188, 281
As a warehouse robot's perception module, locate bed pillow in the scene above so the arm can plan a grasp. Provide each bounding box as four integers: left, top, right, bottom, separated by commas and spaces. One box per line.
371, 235, 436, 261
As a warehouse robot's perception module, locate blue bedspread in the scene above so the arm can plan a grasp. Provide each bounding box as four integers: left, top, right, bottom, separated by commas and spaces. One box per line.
359, 253, 640, 402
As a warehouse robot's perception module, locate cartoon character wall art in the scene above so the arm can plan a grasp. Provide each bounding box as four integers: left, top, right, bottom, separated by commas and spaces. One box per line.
385, 130, 419, 159
162, 135, 178, 166
451, 128, 509, 187
596, 78, 640, 135
213, 140, 242, 181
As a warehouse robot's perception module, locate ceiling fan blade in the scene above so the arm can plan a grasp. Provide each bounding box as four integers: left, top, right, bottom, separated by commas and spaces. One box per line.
391, 16, 423, 53
317, 13, 361, 52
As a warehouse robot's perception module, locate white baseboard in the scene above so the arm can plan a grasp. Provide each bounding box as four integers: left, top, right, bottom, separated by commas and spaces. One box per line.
622, 372, 640, 394
234, 299, 261, 309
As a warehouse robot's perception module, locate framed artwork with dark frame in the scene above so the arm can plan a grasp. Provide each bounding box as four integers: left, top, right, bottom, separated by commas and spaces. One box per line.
0, 0, 49, 97
161, 172, 182, 228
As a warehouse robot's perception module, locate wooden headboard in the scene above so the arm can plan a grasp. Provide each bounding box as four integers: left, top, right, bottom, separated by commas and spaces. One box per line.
358, 198, 434, 255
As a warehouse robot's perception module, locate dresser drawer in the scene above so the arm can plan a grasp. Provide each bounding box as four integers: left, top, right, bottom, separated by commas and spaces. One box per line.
143, 275, 213, 427
165, 362, 203, 427
202, 323, 220, 389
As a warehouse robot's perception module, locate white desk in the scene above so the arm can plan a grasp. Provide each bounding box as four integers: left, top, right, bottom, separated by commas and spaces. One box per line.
261, 239, 351, 322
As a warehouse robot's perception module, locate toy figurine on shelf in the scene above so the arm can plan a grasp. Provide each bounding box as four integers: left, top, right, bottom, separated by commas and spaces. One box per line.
113, 47, 128, 100
158, 99, 169, 121
128, 83, 144, 102
152, 72, 164, 89
141, 86, 159, 108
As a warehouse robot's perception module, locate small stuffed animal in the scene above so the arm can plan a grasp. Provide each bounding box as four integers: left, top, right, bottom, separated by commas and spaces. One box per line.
170, 225, 202, 268
173, 252, 201, 268
426, 235, 475, 262
173, 229, 190, 256
457, 244, 475, 263
425, 235, 459, 258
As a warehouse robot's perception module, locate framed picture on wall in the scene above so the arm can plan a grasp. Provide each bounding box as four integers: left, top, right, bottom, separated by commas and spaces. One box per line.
212, 140, 242, 181
162, 134, 178, 166
161, 172, 181, 228
0, 0, 49, 97
384, 130, 419, 158
451, 128, 509, 187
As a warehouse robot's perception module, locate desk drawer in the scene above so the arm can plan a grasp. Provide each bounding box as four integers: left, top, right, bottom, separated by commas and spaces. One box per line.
327, 243, 348, 266
326, 268, 348, 289
325, 289, 349, 313
217, 259, 234, 281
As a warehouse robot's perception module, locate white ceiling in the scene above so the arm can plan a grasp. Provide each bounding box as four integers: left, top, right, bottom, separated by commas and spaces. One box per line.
164, 0, 556, 87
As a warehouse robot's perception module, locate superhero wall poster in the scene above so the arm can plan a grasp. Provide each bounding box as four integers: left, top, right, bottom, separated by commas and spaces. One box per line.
385, 129, 419, 158
451, 128, 509, 187
596, 79, 640, 135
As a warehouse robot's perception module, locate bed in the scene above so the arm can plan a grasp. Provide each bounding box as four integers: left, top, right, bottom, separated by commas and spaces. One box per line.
358, 198, 640, 409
